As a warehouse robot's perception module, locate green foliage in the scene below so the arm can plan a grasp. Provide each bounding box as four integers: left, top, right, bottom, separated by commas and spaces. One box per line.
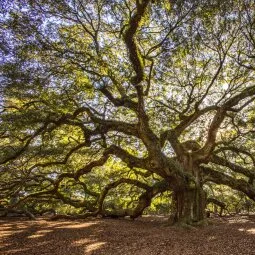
0, 0, 255, 219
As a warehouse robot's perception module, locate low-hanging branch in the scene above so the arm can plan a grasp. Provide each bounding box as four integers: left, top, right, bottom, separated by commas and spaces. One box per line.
202, 166, 255, 201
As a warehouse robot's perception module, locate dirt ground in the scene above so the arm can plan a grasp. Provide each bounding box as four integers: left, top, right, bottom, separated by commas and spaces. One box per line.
0, 215, 255, 255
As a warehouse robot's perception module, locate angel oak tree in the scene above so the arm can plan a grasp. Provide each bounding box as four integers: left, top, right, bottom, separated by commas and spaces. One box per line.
0, 0, 255, 225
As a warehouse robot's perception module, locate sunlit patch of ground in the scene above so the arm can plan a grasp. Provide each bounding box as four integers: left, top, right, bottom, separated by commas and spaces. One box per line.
0, 215, 255, 255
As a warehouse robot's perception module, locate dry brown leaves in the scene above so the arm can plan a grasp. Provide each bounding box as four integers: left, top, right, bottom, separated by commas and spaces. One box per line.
0, 215, 255, 255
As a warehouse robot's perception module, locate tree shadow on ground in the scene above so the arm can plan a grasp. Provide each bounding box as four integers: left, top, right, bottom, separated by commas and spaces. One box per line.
0, 215, 255, 255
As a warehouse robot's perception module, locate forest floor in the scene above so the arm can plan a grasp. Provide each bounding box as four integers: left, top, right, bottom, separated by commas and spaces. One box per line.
0, 215, 255, 255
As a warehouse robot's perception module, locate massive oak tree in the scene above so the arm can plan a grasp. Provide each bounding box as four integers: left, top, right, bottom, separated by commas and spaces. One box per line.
0, 0, 255, 224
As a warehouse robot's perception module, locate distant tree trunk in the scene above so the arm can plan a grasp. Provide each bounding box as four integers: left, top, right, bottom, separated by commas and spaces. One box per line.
207, 197, 226, 217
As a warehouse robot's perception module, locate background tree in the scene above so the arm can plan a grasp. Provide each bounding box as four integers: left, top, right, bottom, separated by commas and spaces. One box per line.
0, 0, 255, 225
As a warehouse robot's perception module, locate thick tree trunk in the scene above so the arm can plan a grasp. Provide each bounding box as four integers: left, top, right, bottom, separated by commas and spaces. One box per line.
172, 185, 206, 225
169, 153, 206, 225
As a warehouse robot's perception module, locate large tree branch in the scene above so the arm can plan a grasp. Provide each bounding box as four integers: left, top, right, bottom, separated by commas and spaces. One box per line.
0, 122, 50, 165
202, 166, 255, 201
123, 0, 150, 86
194, 85, 255, 162
194, 108, 226, 161
174, 106, 219, 136
210, 155, 255, 179
99, 87, 138, 111
215, 145, 255, 165
223, 85, 255, 109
